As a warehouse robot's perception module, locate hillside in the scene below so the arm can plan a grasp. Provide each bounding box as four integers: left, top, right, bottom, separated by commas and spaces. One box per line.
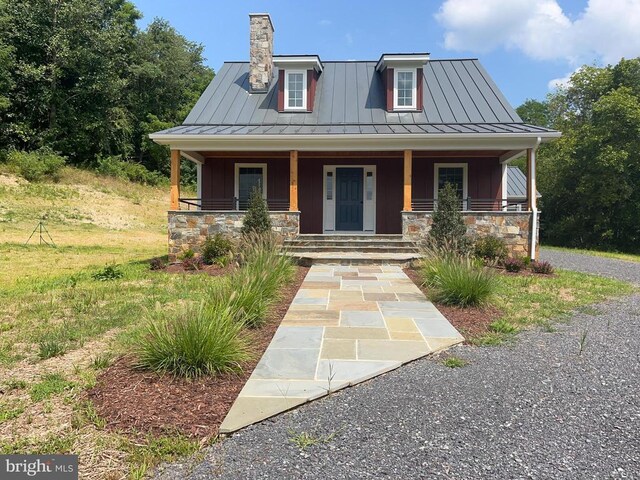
0, 167, 172, 286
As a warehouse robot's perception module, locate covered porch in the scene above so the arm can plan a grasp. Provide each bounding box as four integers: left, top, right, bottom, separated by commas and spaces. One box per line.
166, 146, 540, 259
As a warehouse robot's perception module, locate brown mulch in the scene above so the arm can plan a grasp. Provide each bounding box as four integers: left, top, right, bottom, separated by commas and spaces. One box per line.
403, 268, 502, 343
162, 261, 235, 276
87, 266, 309, 441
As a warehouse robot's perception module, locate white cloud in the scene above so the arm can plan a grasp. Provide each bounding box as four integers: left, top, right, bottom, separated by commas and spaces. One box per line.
548, 71, 574, 90
436, 0, 640, 65
318, 19, 332, 26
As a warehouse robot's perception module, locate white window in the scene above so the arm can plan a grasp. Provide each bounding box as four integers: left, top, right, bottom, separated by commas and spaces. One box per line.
285, 70, 307, 110
235, 163, 267, 210
394, 69, 416, 110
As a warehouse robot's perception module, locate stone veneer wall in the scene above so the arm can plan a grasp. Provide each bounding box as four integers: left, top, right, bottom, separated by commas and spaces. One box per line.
402, 211, 539, 258
168, 211, 299, 261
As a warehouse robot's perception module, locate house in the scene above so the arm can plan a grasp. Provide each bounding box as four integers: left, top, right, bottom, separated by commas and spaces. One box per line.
150, 13, 559, 262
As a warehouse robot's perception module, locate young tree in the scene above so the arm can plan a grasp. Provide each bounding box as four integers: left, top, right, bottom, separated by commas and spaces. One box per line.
429, 183, 467, 248
241, 187, 272, 235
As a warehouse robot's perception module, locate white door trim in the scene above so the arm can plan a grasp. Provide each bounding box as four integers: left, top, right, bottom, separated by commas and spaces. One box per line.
323, 165, 376, 234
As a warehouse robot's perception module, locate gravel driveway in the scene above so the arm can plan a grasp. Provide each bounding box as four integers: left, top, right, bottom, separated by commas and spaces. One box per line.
540, 248, 640, 284
155, 253, 640, 480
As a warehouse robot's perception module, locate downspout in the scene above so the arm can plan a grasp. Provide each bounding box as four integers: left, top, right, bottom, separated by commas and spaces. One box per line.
530, 137, 541, 260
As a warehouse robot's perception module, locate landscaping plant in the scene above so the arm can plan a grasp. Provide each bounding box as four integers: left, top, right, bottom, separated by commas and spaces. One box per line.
531, 260, 554, 274
428, 182, 471, 253
134, 302, 250, 378
503, 257, 524, 273
241, 187, 272, 235
201, 233, 234, 266
474, 235, 507, 264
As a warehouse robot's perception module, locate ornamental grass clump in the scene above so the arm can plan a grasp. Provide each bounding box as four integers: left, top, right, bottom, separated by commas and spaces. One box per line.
134, 302, 249, 378
420, 240, 496, 308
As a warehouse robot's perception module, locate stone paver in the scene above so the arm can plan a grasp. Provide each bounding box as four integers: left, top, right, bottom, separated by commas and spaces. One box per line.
219, 265, 463, 433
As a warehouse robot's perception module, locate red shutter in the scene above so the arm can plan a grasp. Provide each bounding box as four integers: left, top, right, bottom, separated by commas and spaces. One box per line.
386, 68, 394, 112
277, 70, 285, 112
417, 68, 423, 111
307, 69, 317, 112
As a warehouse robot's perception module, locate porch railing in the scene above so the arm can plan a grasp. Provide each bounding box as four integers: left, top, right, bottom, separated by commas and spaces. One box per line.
179, 198, 290, 211
411, 198, 528, 212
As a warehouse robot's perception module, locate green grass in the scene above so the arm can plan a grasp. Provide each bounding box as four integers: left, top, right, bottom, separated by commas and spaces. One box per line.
29, 373, 75, 402
543, 245, 640, 263
0, 400, 25, 424
441, 356, 468, 368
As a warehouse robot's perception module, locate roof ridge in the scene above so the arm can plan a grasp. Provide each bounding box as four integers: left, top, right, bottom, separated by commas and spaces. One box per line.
222, 58, 480, 64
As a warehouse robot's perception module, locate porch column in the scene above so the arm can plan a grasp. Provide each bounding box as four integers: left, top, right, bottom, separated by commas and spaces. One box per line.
289, 150, 298, 211
403, 150, 412, 211
170, 149, 180, 210
526, 148, 536, 211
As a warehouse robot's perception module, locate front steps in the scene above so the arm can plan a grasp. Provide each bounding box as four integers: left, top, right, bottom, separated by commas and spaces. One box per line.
284, 234, 421, 266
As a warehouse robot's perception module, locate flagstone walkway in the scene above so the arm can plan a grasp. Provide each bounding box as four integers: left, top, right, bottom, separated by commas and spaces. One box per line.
219, 265, 464, 433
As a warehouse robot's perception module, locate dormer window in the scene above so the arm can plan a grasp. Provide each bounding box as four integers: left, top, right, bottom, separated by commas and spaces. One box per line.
285, 70, 307, 110
394, 69, 416, 110
274, 55, 323, 113
376, 53, 429, 113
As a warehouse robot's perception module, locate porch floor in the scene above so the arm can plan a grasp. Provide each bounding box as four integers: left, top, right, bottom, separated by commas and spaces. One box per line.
219, 265, 463, 433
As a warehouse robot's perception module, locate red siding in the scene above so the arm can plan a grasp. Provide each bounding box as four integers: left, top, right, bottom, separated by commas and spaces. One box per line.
417, 68, 424, 111
277, 70, 285, 112
307, 69, 317, 112
385, 68, 394, 112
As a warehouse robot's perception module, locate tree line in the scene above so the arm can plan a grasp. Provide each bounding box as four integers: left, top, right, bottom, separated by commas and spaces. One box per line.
516, 58, 640, 253
0, 0, 213, 180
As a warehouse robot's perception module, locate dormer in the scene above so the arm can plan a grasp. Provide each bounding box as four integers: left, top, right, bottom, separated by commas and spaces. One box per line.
376, 53, 429, 113
274, 55, 323, 112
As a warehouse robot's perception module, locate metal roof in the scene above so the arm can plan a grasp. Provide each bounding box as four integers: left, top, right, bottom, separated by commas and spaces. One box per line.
158, 59, 558, 137
507, 165, 541, 199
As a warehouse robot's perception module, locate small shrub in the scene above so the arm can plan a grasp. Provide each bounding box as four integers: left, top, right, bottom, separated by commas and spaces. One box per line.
149, 257, 167, 271
442, 356, 467, 368
134, 302, 250, 378
421, 255, 495, 307
38, 339, 66, 360
7, 148, 66, 182
429, 182, 467, 249
474, 235, 507, 264
90, 353, 112, 370
503, 257, 524, 273
241, 187, 272, 235
182, 256, 203, 271
531, 260, 554, 274
93, 263, 124, 281
201, 234, 234, 265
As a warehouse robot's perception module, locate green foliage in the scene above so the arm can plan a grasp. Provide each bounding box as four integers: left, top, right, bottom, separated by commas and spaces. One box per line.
429, 183, 469, 251
241, 188, 272, 235
0, 1, 213, 176
520, 58, 640, 253
474, 235, 507, 264
134, 302, 250, 378
95, 156, 167, 186
6, 148, 66, 182
92, 263, 124, 281
29, 373, 74, 402
503, 258, 524, 273
38, 338, 66, 360
421, 254, 496, 307
441, 356, 467, 368
531, 260, 554, 274
201, 234, 234, 265
489, 319, 518, 334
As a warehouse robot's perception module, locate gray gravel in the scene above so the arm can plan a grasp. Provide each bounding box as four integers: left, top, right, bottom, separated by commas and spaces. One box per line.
540, 248, 640, 285
155, 253, 640, 480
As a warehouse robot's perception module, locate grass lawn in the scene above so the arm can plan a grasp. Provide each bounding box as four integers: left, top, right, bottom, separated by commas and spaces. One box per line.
473, 270, 635, 345
542, 245, 640, 263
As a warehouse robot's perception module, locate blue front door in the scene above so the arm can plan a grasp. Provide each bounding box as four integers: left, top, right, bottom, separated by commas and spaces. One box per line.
335, 168, 364, 231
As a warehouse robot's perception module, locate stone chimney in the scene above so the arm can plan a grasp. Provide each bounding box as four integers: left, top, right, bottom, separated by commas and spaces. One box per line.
249, 13, 274, 92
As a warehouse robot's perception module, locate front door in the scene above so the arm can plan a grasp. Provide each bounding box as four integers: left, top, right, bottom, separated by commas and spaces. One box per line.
335, 168, 363, 231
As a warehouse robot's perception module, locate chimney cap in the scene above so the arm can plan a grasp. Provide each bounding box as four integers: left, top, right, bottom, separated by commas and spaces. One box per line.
249, 13, 274, 32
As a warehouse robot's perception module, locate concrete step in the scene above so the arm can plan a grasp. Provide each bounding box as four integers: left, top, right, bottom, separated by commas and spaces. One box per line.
285, 245, 418, 253
286, 252, 421, 266
290, 234, 405, 242
285, 240, 417, 248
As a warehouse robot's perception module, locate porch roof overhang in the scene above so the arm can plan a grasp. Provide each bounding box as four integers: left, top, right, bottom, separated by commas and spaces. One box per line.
150, 130, 560, 153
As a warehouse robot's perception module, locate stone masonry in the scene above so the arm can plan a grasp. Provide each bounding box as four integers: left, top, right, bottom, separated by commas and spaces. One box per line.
168, 211, 299, 261
402, 211, 539, 258
249, 14, 274, 92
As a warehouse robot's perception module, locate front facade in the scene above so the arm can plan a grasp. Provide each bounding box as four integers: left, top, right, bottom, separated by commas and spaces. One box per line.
152, 14, 559, 261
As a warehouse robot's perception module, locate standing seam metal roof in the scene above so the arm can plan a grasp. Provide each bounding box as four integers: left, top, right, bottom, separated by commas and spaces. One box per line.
161, 59, 557, 136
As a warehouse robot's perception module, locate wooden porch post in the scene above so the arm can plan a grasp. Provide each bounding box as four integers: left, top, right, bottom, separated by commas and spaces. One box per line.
403, 150, 412, 211
526, 148, 536, 211
289, 150, 298, 211
170, 150, 181, 210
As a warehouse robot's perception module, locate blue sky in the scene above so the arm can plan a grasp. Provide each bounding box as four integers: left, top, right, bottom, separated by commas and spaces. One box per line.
132, 0, 640, 108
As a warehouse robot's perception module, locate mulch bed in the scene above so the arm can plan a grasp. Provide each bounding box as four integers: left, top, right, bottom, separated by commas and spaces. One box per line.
403, 268, 502, 343
87, 266, 309, 441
